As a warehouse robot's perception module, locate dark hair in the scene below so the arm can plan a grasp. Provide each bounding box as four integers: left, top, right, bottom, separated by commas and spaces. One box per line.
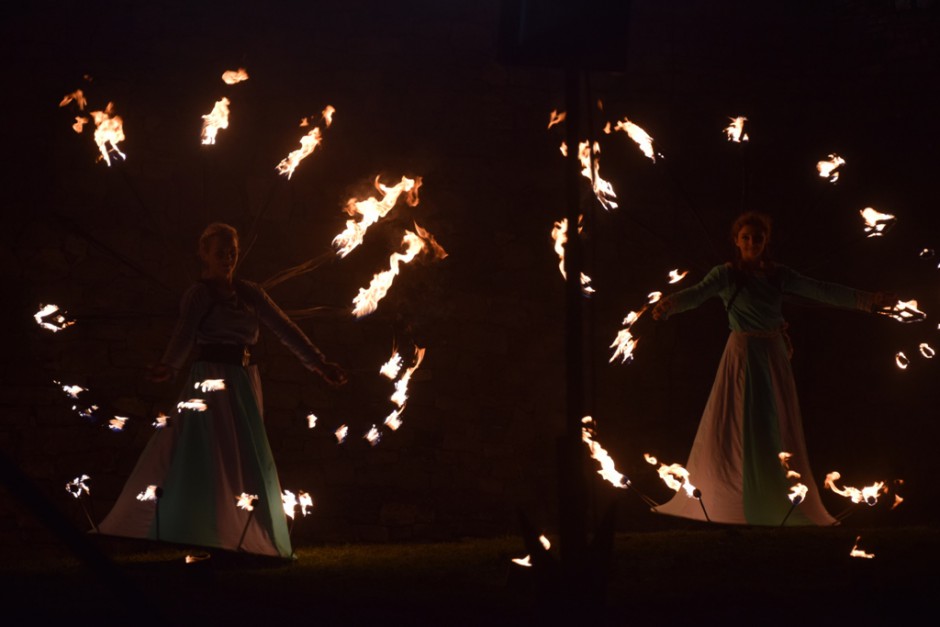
730, 211, 772, 270
198, 223, 239, 253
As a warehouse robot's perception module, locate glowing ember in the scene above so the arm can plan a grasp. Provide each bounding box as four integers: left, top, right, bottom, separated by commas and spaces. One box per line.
307, 413, 318, 429
668, 269, 688, 284
333, 176, 422, 258
577, 141, 618, 210
195, 379, 226, 392
282, 490, 298, 519
200, 97, 230, 145
778, 451, 802, 479
551, 217, 594, 296
221, 68, 249, 85
859, 207, 896, 237
108, 416, 128, 432
351, 225, 446, 318
877, 299, 926, 323
89, 103, 126, 166
816, 153, 845, 182
850, 536, 875, 559
298, 491, 314, 515
610, 117, 658, 162
364, 424, 381, 446
72, 117, 89, 133
384, 407, 404, 431
136, 485, 159, 502
177, 399, 208, 412
724, 116, 749, 143
512, 555, 533, 568
59, 89, 87, 110
895, 352, 910, 369
390, 346, 426, 408
152, 413, 169, 429
335, 425, 348, 444
35, 304, 75, 332
919, 343, 935, 358
581, 417, 629, 488
66, 475, 90, 498
236, 493, 258, 511
824, 471, 886, 506
276, 126, 323, 179
547, 109, 566, 129
380, 351, 403, 380
788, 483, 808, 504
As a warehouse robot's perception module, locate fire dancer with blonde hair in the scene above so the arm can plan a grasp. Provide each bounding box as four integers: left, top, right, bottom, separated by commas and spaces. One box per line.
98, 222, 346, 558
651, 211, 895, 525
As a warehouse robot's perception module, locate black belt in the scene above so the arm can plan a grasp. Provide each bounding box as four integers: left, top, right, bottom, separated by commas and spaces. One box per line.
196, 344, 252, 366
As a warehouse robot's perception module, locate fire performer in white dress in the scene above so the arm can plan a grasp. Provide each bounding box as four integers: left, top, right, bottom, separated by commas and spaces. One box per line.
651, 212, 894, 525
98, 223, 346, 558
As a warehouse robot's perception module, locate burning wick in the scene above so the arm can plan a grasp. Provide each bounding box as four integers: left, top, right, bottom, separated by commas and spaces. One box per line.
609, 117, 660, 162
195, 379, 226, 392
816, 154, 845, 183
547, 109, 566, 129
35, 304, 75, 332
89, 102, 126, 166
724, 116, 749, 143
335, 425, 348, 444
200, 97, 230, 145
221, 68, 249, 85
778, 451, 802, 480
859, 207, 896, 237
235, 493, 259, 552
364, 425, 382, 446
108, 416, 128, 432
850, 536, 875, 559
919, 343, 935, 358
307, 413, 318, 429
780, 483, 808, 527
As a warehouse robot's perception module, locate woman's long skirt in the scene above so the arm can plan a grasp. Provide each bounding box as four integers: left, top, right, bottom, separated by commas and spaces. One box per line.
654, 332, 836, 526
97, 361, 293, 557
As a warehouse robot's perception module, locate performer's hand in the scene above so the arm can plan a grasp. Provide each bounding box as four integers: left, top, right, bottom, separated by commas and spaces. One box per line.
147, 363, 174, 383
872, 291, 899, 310
317, 361, 348, 387
652, 296, 673, 321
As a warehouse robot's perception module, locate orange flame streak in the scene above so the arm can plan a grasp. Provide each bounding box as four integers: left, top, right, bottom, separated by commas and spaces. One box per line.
108, 416, 128, 432
185, 553, 210, 564
824, 471, 887, 505
36, 304, 75, 332
724, 116, 749, 143
282, 490, 298, 519
609, 293, 658, 364
332, 176, 421, 258
581, 417, 629, 488
66, 475, 90, 498
136, 485, 159, 502
850, 536, 875, 559
859, 207, 896, 237
611, 117, 658, 162
195, 379, 226, 392
577, 141, 618, 210
89, 103, 126, 166
547, 109, 566, 129
322, 105, 336, 127
59, 89, 87, 110
221, 68, 249, 85
72, 117, 88, 133
276, 126, 322, 179
892, 494, 904, 510
539, 534, 551, 550
654, 461, 697, 498
200, 97, 230, 145
236, 493, 259, 511
335, 425, 348, 443
391, 346, 426, 408
816, 154, 845, 182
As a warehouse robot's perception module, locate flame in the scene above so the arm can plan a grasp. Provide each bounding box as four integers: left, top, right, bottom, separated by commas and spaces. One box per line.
919, 343, 935, 358
610, 294, 659, 364
859, 207, 896, 237
778, 451, 802, 479
307, 413, 318, 429
611, 117, 658, 162
185, 553, 210, 564
380, 351, 403, 380
654, 461, 698, 498
644, 453, 658, 465
895, 352, 910, 369
512, 555, 533, 568
648, 292, 662, 303
892, 494, 904, 510
282, 490, 298, 519
276, 113, 329, 178
136, 485, 159, 502
539, 534, 551, 550
668, 269, 688, 284
108, 416, 128, 432
559, 142, 568, 157
322, 105, 336, 127
59, 89, 87, 110
788, 483, 808, 503
36, 304, 75, 332
365, 424, 382, 446
335, 425, 348, 443
200, 97, 230, 145
298, 491, 314, 515
58, 382, 86, 399
177, 399, 208, 412
236, 493, 259, 511
581, 417, 629, 488
724, 116, 749, 143
877, 299, 926, 323
577, 141, 618, 210
384, 407, 404, 431
850, 536, 875, 559
72, 117, 88, 133
824, 471, 886, 505
551, 217, 594, 295
89, 103, 126, 166
919, 248, 935, 259
351, 225, 446, 318
194, 379, 226, 392
152, 413, 169, 429
391, 346, 426, 408
65, 475, 90, 498
547, 109, 566, 129
221, 68, 249, 85
332, 176, 421, 258
816, 154, 845, 182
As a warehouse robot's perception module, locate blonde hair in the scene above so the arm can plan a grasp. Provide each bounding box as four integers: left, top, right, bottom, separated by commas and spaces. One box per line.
198, 222, 239, 253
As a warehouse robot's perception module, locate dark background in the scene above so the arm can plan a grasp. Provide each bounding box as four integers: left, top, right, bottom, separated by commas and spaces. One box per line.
1, 0, 938, 549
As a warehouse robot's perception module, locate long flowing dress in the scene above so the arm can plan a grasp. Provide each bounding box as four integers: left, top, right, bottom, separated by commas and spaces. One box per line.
98, 279, 328, 557
653, 263, 873, 526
